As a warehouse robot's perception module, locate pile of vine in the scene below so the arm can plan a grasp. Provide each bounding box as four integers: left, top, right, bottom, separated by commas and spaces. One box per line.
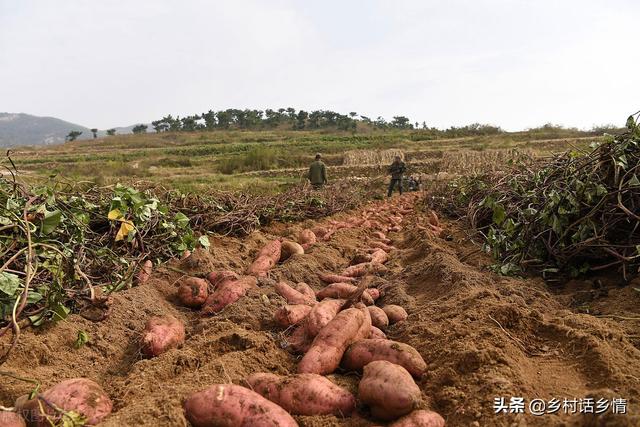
429, 112, 640, 281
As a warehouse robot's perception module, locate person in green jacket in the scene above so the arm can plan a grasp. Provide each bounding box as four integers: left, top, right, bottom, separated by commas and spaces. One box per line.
308, 153, 328, 189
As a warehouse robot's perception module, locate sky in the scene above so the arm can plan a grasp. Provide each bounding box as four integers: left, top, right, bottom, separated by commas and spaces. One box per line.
1, 0, 639, 131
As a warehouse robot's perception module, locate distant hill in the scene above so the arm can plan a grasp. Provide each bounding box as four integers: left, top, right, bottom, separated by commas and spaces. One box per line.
0, 113, 147, 147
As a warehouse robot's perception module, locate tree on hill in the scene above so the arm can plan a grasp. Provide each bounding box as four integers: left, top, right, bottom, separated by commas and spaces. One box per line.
391, 116, 412, 129
90, 128, 98, 139
66, 130, 82, 141
132, 124, 148, 134
106, 129, 116, 136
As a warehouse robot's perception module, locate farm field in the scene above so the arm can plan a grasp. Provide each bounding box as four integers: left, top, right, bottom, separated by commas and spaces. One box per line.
1, 126, 638, 427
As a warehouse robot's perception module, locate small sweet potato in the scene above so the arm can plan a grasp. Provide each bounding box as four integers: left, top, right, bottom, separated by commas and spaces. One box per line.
316, 282, 357, 300
341, 262, 387, 278
370, 249, 389, 265
201, 276, 258, 314
318, 272, 356, 284
246, 372, 356, 417
246, 255, 275, 277
286, 325, 312, 353
275, 281, 315, 305
305, 298, 345, 337
0, 412, 25, 427
390, 410, 446, 427
370, 241, 396, 252
367, 288, 381, 301
141, 315, 185, 357
15, 378, 113, 427
274, 304, 313, 327
383, 305, 408, 324
298, 229, 317, 246
184, 384, 297, 427
206, 270, 239, 286
342, 339, 427, 377
358, 360, 421, 420
298, 307, 366, 375
280, 240, 304, 261
136, 259, 153, 285
312, 226, 333, 240
177, 277, 209, 308
370, 326, 387, 339
294, 282, 316, 301
372, 231, 386, 240
367, 306, 389, 330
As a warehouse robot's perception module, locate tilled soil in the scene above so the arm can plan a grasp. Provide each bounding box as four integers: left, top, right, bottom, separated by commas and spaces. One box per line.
1, 193, 639, 426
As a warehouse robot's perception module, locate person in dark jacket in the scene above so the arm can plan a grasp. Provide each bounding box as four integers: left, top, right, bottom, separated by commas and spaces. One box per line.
308, 153, 328, 189
387, 156, 406, 197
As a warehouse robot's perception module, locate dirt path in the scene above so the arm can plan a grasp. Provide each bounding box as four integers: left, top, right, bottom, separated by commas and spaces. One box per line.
1, 194, 638, 426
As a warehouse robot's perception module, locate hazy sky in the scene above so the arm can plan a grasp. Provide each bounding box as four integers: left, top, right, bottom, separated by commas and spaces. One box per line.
1, 0, 639, 130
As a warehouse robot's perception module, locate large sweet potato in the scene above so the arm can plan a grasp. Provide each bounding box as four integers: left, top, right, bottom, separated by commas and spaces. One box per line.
342, 339, 427, 377
298, 307, 366, 375
382, 305, 408, 323
305, 298, 345, 337
275, 281, 315, 305
294, 282, 316, 301
184, 384, 297, 427
341, 262, 387, 278
274, 304, 313, 327
354, 304, 372, 341
280, 240, 304, 261
257, 239, 282, 263
358, 361, 421, 420
246, 255, 275, 277
367, 306, 389, 330
141, 315, 185, 357
389, 410, 446, 427
316, 282, 357, 300
318, 272, 356, 284
201, 276, 258, 314
0, 412, 25, 427
177, 277, 209, 308
15, 378, 112, 427
246, 373, 355, 417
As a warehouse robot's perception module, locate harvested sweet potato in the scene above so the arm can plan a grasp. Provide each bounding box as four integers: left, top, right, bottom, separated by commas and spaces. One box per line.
318, 272, 356, 284
246, 255, 275, 277
274, 304, 313, 327
136, 259, 153, 285
358, 360, 421, 420
390, 410, 446, 427
15, 378, 113, 427
141, 315, 185, 357
305, 298, 345, 337
370, 249, 389, 264
206, 270, 239, 286
350, 253, 373, 265
286, 325, 312, 353
246, 372, 355, 417
383, 305, 408, 323
275, 281, 315, 305
372, 231, 386, 240
316, 282, 357, 300
201, 276, 257, 314
0, 412, 25, 427
370, 326, 387, 339
280, 240, 304, 261
184, 384, 297, 427
367, 288, 381, 301
312, 226, 333, 240
342, 339, 427, 377
367, 306, 389, 330
298, 229, 317, 247
370, 241, 396, 252
354, 304, 372, 341
294, 282, 316, 301
341, 262, 387, 277
298, 307, 366, 375
257, 239, 282, 263
177, 277, 209, 308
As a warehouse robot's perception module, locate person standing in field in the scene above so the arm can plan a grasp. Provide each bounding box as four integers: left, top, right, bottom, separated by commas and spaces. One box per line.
387, 155, 406, 197
308, 153, 328, 189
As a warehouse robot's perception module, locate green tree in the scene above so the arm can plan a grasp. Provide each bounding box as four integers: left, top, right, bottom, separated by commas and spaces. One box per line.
132, 124, 148, 134
106, 129, 116, 136
90, 128, 98, 139
66, 130, 82, 141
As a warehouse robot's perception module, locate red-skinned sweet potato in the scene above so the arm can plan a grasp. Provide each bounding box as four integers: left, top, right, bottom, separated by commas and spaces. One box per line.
354, 304, 372, 341
370, 249, 389, 265
275, 281, 315, 305
0, 412, 25, 427
246, 255, 275, 277
305, 298, 345, 337
298, 229, 317, 247
15, 378, 113, 427
177, 277, 209, 308
358, 360, 421, 420
280, 240, 304, 261
383, 305, 408, 324
342, 339, 427, 377
341, 262, 387, 278
370, 326, 387, 339
316, 282, 357, 300
367, 306, 389, 330
206, 270, 239, 286
372, 231, 386, 240
201, 276, 258, 314
286, 325, 312, 353
390, 410, 446, 427
294, 282, 316, 301
141, 315, 185, 357
136, 259, 153, 285
184, 384, 297, 427
257, 239, 282, 263
274, 304, 313, 327
298, 307, 366, 375
246, 373, 356, 417
367, 288, 381, 301
370, 241, 396, 252
318, 272, 356, 284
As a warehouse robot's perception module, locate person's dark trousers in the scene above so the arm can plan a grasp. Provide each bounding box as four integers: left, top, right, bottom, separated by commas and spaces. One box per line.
387, 179, 402, 197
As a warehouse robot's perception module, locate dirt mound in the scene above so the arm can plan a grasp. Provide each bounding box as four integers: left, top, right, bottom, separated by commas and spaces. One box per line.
1, 193, 638, 426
